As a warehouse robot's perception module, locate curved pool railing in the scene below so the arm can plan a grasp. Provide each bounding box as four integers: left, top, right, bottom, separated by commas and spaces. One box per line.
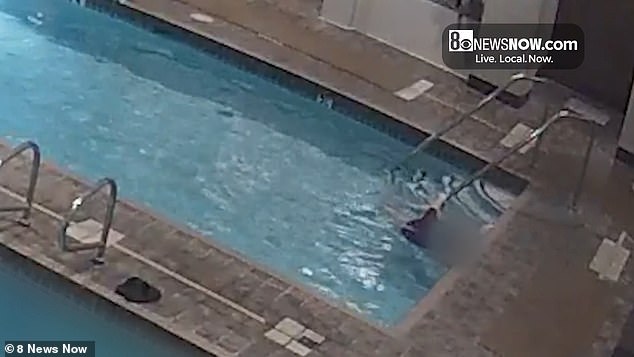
58, 178, 118, 265
439, 109, 588, 208
389, 72, 546, 180
0, 141, 41, 225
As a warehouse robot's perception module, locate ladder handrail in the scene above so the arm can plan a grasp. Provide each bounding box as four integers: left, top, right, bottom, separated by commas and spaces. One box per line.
59, 177, 117, 264
390, 73, 545, 178
440, 109, 583, 206
0, 141, 41, 223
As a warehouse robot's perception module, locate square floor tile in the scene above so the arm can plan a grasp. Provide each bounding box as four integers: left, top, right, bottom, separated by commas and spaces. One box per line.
275, 317, 305, 338
589, 237, 630, 282
67, 219, 125, 247
564, 97, 610, 126
286, 340, 311, 356
264, 329, 291, 346
499, 123, 536, 154
394, 79, 434, 101
299, 329, 325, 345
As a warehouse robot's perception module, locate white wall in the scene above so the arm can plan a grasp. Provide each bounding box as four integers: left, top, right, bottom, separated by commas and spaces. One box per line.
320, 0, 560, 95
619, 83, 634, 154
320, 0, 465, 77
353, 0, 464, 76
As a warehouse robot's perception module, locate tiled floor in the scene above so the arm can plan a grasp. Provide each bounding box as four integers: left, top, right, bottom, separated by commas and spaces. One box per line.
1, 0, 634, 356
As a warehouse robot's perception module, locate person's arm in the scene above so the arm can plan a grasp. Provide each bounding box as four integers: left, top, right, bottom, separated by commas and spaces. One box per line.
406, 214, 430, 230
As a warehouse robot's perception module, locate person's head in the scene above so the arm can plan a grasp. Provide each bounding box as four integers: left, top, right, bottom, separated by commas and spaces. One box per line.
430, 193, 448, 211
412, 169, 426, 183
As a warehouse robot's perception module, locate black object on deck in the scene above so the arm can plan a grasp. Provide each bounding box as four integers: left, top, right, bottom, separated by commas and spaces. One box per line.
115, 277, 161, 303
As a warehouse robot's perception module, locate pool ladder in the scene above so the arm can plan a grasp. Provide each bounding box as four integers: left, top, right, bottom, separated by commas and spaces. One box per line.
58, 178, 118, 265
0, 141, 41, 226
0, 141, 118, 264
389, 72, 600, 209
389, 72, 545, 178
437, 109, 585, 207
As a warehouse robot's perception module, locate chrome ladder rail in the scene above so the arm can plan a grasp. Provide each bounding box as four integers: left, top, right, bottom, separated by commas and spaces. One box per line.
0, 141, 41, 225
390, 73, 545, 179
440, 110, 584, 206
59, 178, 117, 265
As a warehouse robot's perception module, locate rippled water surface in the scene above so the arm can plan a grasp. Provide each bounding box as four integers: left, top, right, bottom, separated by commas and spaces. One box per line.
0, 0, 508, 323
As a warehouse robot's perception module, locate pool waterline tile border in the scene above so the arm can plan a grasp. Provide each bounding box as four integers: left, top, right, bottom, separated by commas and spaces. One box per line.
71, 0, 527, 196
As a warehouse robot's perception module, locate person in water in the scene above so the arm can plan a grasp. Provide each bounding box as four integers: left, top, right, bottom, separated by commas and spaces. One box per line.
400, 194, 447, 248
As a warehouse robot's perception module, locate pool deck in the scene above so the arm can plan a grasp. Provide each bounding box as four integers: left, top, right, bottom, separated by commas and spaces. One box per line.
2, 0, 634, 356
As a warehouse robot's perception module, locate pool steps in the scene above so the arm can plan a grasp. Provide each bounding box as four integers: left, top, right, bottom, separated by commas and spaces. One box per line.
58, 178, 118, 265
0, 141, 119, 265
0, 141, 40, 225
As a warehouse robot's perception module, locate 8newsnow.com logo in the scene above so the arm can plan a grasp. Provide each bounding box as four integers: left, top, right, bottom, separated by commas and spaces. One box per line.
443, 23, 585, 69
448, 30, 474, 52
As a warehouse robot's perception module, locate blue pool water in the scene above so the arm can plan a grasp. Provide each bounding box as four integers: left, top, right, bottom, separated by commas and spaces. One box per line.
0, 249, 205, 356
0, 0, 509, 324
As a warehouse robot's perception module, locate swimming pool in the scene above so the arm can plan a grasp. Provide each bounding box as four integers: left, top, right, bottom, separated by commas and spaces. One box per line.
0, 246, 207, 356
0, 0, 516, 324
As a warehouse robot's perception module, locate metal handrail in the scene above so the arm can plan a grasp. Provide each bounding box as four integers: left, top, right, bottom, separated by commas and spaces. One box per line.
59, 178, 117, 264
390, 73, 546, 179
439, 110, 583, 207
0, 141, 41, 225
